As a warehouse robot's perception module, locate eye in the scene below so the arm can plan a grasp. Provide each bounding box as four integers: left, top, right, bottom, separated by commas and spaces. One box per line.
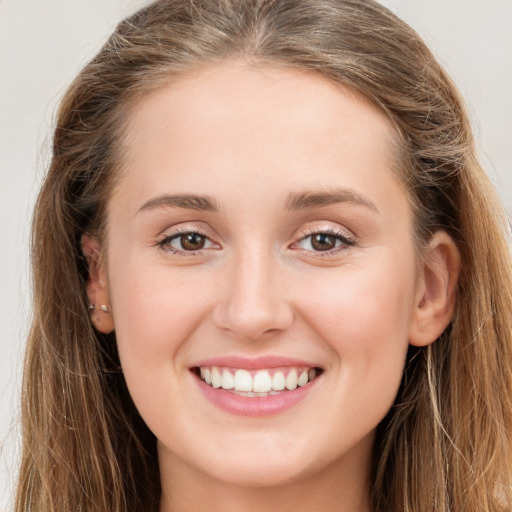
293, 229, 355, 254
158, 231, 217, 254
177, 232, 207, 251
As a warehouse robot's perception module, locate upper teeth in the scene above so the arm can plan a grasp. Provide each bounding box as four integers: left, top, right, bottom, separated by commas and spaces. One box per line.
199, 366, 318, 393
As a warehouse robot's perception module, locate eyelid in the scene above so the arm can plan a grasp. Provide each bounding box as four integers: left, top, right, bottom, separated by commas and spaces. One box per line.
156, 223, 221, 255
294, 222, 356, 242
290, 223, 356, 255
154, 221, 356, 257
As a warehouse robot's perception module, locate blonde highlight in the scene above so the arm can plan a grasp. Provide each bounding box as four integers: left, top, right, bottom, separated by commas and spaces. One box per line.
16, 1, 512, 511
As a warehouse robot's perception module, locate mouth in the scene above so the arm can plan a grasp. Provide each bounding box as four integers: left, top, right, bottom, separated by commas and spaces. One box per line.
191, 365, 324, 397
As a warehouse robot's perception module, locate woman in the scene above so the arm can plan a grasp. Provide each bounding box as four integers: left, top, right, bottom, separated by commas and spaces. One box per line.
15, 0, 512, 511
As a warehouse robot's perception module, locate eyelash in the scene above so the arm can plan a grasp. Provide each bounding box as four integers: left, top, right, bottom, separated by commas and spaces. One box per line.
157, 227, 217, 256
156, 226, 356, 256
291, 227, 356, 256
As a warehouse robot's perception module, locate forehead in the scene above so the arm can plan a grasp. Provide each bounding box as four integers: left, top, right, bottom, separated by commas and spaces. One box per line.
114, 62, 405, 216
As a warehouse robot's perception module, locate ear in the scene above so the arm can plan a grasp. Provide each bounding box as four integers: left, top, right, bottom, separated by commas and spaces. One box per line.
81, 234, 115, 334
409, 231, 461, 347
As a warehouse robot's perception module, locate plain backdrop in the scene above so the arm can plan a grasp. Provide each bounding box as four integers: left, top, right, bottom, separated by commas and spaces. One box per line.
1, 1, 511, 509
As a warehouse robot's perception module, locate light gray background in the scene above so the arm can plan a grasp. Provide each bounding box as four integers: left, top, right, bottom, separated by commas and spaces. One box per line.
1, 1, 511, 509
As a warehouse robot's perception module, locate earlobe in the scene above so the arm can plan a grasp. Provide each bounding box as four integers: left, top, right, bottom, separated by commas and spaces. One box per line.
81, 234, 115, 334
409, 231, 461, 347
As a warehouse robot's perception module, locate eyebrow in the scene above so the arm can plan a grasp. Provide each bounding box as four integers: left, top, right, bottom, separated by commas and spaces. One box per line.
137, 194, 219, 214
136, 188, 377, 215
285, 188, 378, 213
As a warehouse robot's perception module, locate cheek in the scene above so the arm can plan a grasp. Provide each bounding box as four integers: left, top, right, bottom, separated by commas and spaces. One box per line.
107, 263, 217, 436
301, 255, 417, 395
107, 254, 215, 371
295, 264, 416, 448
306, 259, 415, 342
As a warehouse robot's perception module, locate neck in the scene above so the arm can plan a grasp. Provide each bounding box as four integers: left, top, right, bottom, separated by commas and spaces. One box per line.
158, 435, 374, 512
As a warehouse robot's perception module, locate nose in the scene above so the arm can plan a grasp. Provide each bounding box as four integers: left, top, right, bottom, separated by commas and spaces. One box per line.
212, 250, 294, 342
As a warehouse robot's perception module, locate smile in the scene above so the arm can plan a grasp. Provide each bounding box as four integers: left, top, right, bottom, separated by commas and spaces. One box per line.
191, 357, 324, 416
195, 366, 321, 396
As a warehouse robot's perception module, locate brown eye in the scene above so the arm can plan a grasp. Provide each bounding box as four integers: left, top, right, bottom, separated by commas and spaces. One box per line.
292, 229, 355, 254
180, 233, 206, 250
311, 233, 336, 251
158, 230, 218, 255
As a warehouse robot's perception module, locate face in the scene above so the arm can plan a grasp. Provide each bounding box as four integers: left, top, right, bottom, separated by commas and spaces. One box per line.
92, 63, 428, 492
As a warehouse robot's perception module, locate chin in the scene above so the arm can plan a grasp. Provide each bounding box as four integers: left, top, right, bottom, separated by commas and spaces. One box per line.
203, 454, 314, 488
172, 429, 319, 488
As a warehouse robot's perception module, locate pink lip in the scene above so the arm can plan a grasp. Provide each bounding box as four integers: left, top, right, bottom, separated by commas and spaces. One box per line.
193, 355, 319, 370
195, 377, 317, 417
191, 356, 323, 417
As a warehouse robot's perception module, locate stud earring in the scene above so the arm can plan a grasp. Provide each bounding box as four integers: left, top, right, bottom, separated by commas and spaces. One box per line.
88, 304, 110, 313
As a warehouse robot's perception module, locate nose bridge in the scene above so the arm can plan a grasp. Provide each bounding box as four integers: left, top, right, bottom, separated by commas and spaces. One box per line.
213, 244, 292, 340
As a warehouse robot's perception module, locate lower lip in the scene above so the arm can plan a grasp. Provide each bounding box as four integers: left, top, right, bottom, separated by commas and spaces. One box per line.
195, 376, 317, 417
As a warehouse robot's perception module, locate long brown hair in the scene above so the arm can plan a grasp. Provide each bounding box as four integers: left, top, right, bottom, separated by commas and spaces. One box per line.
16, 1, 512, 511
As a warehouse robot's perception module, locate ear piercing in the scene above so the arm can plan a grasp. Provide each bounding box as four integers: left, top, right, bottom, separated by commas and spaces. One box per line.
88, 304, 110, 313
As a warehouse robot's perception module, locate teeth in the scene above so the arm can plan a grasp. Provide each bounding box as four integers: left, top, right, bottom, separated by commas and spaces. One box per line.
272, 371, 285, 391
253, 370, 272, 392
198, 365, 320, 394
221, 369, 234, 389
211, 367, 222, 388
297, 370, 308, 387
234, 369, 252, 392
285, 368, 298, 390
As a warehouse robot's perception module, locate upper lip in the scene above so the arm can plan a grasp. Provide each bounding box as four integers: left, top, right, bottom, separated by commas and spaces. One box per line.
193, 355, 322, 370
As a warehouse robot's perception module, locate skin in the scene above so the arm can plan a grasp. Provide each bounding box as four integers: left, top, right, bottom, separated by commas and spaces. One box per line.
85, 63, 460, 512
